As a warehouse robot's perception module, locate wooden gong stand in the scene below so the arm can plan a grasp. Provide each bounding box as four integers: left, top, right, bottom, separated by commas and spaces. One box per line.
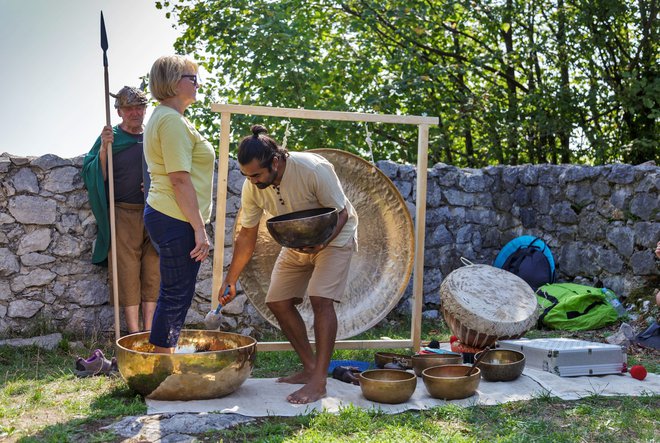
210, 104, 438, 352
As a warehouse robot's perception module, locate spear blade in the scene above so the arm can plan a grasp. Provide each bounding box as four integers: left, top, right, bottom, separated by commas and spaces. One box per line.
100, 11, 108, 66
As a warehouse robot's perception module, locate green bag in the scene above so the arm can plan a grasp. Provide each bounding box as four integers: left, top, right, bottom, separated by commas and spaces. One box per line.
536, 283, 619, 331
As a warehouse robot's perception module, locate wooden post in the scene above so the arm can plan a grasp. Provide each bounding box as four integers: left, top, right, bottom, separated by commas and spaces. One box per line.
411, 124, 429, 352
211, 112, 232, 309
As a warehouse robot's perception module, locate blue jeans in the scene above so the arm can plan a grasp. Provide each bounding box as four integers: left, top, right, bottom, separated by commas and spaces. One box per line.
144, 205, 200, 348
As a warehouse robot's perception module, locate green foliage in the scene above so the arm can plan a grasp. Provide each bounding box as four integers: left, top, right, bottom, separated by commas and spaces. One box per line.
161, 0, 657, 166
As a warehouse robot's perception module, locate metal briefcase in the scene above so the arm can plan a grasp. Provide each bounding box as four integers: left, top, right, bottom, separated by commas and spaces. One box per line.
497, 338, 627, 377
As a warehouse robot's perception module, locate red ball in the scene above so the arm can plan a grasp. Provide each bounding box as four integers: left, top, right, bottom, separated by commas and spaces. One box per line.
449, 335, 458, 344
630, 365, 647, 381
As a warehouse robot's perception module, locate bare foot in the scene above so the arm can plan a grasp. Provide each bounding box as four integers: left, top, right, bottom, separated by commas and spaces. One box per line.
277, 371, 312, 384
287, 380, 327, 404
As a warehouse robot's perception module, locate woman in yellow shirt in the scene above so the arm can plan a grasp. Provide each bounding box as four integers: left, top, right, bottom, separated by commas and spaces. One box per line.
144, 55, 215, 353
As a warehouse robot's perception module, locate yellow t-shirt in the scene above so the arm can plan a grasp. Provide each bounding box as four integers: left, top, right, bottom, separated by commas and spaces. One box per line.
240, 152, 358, 247
145, 105, 215, 223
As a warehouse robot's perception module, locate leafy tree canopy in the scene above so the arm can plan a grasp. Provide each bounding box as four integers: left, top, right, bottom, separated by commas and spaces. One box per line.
157, 0, 658, 166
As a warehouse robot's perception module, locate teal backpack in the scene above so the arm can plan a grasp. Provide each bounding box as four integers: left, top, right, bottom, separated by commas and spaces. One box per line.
536, 283, 619, 331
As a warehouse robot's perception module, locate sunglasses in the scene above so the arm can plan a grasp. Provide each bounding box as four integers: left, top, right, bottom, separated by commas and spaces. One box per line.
181, 74, 198, 86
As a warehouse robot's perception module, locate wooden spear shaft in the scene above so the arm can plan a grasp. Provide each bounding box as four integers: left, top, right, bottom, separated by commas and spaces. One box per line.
101, 12, 121, 341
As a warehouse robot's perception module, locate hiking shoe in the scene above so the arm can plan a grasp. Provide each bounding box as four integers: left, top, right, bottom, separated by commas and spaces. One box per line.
74, 349, 103, 372
74, 349, 116, 377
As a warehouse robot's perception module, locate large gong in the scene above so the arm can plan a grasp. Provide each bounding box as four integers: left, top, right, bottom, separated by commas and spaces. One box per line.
235, 149, 415, 340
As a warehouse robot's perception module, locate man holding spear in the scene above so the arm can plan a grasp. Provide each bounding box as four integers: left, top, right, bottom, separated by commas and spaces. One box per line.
81, 13, 159, 337
82, 86, 160, 335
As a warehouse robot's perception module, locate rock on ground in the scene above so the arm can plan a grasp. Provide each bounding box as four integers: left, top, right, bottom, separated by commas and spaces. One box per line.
0, 333, 62, 350
103, 412, 254, 441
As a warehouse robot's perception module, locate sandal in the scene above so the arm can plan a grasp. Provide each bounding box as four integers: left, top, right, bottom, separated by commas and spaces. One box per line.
332, 366, 361, 385
74, 349, 117, 377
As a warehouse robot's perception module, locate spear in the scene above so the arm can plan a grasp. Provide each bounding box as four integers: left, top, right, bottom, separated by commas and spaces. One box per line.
101, 11, 121, 341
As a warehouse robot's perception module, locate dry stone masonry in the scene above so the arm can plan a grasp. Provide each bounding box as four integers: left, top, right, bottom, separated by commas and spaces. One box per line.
0, 152, 657, 335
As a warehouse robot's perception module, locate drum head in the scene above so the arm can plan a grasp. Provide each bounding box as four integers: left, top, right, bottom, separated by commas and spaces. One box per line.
235, 149, 415, 340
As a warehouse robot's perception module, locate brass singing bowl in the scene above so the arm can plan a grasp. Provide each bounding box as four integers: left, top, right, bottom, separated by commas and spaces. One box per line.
115, 330, 256, 401
475, 349, 525, 381
374, 351, 413, 369
266, 207, 338, 248
422, 364, 481, 400
412, 353, 463, 376
358, 369, 417, 404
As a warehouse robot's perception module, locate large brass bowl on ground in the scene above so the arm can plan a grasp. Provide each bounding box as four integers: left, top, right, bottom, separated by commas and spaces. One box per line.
236, 149, 415, 340
412, 353, 463, 376
266, 207, 338, 248
421, 364, 481, 400
374, 351, 413, 369
115, 330, 256, 401
475, 349, 525, 381
358, 369, 417, 404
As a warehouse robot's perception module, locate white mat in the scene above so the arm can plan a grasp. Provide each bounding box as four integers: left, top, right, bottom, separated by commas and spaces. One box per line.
147, 370, 660, 416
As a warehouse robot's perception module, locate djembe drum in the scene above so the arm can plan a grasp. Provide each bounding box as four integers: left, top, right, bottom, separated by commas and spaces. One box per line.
440, 264, 539, 348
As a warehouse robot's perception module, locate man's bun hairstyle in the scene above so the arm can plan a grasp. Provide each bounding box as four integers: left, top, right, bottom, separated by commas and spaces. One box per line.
238, 124, 288, 168
251, 124, 268, 137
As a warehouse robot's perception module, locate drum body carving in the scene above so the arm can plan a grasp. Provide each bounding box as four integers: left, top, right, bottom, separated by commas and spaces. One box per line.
440, 265, 539, 348
236, 149, 415, 340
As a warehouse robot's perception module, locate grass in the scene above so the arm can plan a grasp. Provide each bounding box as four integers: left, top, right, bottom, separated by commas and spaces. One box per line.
0, 317, 658, 442
209, 396, 659, 442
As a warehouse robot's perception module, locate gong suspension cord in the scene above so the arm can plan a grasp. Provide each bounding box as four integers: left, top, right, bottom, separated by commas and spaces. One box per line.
364, 122, 377, 172
281, 119, 292, 150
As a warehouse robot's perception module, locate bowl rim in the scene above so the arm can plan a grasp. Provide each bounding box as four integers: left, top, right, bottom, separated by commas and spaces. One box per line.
412, 352, 462, 360
359, 368, 417, 382
475, 349, 525, 366
266, 207, 337, 224
375, 351, 413, 358
421, 364, 480, 379
115, 329, 257, 356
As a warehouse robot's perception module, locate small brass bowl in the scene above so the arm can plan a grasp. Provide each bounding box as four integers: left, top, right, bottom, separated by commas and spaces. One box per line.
422, 364, 481, 400
475, 349, 525, 381
266, 207, 338, 248
374, 352, 413, 369
116, 330, 256, 401
412, 353, 463, 376
358, 369, 417, 404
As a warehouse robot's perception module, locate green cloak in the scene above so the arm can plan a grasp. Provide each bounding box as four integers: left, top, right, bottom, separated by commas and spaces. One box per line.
81, 126, 141, 265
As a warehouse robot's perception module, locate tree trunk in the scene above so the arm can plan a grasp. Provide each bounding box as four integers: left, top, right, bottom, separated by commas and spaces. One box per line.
453, 28, 476, 166
557, 0, 571, 163
503, 0, 519, 164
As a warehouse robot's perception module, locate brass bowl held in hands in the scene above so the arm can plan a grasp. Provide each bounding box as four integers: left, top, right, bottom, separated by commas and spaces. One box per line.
266, 207, 338, 249
115, 330, 256, 401
374, 351, 413, 369
475, 349, 525, 381
422, 364, 481, 400
411, 353, 463, 376
358, 369, 417, 404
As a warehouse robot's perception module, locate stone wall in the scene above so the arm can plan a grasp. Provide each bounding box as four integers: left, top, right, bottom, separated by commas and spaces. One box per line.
0, 152, 658, 336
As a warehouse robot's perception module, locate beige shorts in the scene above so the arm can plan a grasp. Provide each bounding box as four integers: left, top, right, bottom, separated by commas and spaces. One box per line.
266, 239, 355, 304
108, 202, 160, 307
